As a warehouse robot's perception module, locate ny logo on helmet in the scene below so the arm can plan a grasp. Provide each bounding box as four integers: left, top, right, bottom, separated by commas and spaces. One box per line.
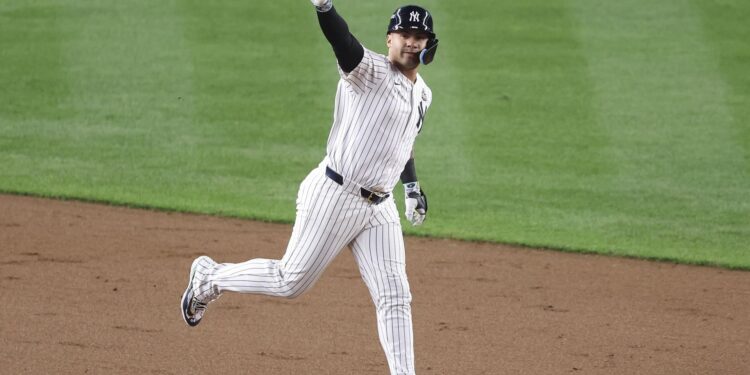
409, 11, 420, 22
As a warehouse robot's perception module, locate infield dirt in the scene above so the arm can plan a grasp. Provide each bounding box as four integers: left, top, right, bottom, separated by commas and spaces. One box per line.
1, 194, 748, 374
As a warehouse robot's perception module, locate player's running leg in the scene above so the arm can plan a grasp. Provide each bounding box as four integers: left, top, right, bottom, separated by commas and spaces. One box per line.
350, 202, 414, 375
210, 167, 368, 294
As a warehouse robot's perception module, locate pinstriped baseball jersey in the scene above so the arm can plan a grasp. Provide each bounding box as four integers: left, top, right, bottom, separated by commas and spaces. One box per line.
181, 5, 436, 374
325, 48, 432, 193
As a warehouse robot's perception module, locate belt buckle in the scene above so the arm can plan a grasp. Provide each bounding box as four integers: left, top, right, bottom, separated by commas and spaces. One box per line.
365, 190, 386, 204
366, 191, 379, 203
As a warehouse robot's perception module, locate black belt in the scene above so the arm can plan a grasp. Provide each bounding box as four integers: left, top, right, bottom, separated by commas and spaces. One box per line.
325, 166, 390, 205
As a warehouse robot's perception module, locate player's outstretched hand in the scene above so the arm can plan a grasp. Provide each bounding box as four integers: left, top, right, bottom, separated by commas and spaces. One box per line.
404, 182, 428, 226
311, 0, 332, 12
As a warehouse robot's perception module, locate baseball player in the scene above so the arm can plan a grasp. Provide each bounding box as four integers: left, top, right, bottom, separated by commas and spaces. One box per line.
181, 1, 438, 374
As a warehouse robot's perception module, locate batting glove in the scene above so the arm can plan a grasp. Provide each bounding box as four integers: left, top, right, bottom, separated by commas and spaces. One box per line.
310, 0, 332, 12
404, 182, 428, 226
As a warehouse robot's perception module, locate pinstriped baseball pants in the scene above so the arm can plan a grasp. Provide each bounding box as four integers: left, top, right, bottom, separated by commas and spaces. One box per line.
206, 165, 415, 375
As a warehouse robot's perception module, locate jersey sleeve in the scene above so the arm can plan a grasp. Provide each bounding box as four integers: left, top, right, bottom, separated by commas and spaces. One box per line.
337, 48, 388, 95
422, 85, 433, 110
316, 6, 364, 73
417, 85, 432, 135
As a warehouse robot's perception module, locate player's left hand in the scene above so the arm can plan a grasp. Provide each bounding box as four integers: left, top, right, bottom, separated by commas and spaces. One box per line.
310, 0, 332, 12
404, 182, 427, 226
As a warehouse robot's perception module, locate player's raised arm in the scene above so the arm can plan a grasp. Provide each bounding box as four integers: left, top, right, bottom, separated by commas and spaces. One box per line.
310, 0, 364, 73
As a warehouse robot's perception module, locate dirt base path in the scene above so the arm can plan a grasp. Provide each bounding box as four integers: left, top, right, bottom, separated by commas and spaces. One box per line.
1, 194, 748, 374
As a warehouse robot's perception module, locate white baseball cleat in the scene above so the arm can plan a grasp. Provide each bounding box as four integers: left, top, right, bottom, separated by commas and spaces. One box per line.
181, 256, 219, 327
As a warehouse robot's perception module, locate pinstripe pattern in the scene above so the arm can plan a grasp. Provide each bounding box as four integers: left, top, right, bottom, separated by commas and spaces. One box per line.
192, 48, 429, 375
192, 256, 220, 302
211, 168, 368, 298
352, 218, 413, 374
207, 165, 416, 374
328, 48, 432, 193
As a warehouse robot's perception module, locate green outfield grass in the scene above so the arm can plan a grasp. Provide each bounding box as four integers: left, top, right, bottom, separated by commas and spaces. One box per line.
1, 0, 748, 268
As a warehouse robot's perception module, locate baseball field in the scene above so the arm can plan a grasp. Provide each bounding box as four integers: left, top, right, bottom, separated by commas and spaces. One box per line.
2, 0, 749, 374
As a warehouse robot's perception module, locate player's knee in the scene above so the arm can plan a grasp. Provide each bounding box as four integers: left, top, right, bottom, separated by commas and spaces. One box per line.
375, 287, 412, 310
376, 296, 412, 313
277, 271, 313, 299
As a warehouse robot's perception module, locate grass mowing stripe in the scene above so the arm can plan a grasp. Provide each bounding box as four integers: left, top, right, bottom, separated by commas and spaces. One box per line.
0, 3, 86, 197
0, 3, 71, 153
691, 1, 750, 266
52, 1, 200, 209
570, 0, 749, 266
693, 1, 750, 167
3, 1, 213, 213
175, 1, 327, 222
410, 1, 614, 249
0, 4, 70, 122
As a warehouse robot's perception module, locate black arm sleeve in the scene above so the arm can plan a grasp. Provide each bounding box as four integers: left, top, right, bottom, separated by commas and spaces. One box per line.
400, 158, 418, 184
317, 6, 365, 73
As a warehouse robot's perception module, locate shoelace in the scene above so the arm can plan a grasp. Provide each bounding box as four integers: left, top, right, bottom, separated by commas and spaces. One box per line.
190, 298, 207, 315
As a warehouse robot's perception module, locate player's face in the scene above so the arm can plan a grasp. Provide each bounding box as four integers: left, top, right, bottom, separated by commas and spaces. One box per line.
387, 30, 430, 71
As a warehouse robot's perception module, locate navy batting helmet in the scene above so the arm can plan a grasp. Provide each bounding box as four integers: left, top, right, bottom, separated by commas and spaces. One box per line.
387, 5, 439, 65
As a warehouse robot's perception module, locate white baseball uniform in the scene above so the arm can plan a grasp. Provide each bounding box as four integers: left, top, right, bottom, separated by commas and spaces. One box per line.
194, 47, 431, 374
187, 2, 434, 372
